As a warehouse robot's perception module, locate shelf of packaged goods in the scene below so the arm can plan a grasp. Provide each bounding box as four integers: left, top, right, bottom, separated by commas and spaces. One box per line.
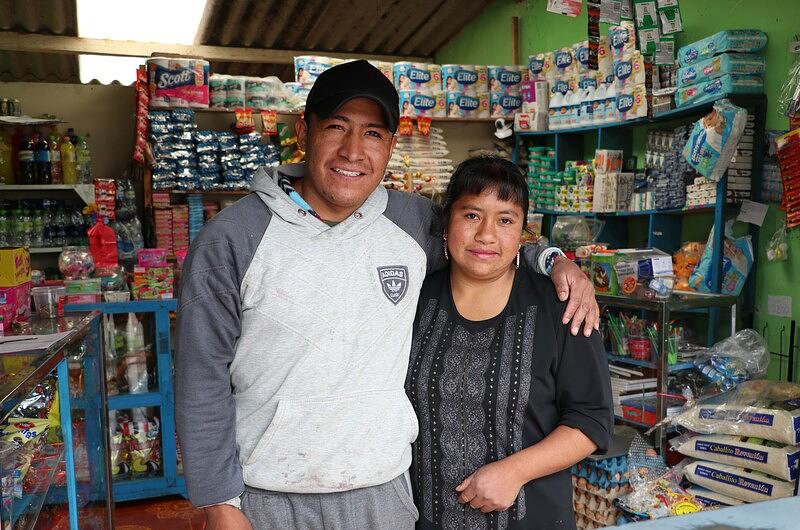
606, 354, 695, 373
10, 444, 65, 527
517, 93, 766, 136
0, 184, 95, 205
0, 116, 64, 126
168, 189, 250, 196
108, 392, 162, 410
111, 475, 186, 502
27, 247, 64, 254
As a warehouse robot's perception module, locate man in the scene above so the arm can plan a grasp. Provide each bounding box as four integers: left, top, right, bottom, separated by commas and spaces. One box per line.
175, 60, 599, 529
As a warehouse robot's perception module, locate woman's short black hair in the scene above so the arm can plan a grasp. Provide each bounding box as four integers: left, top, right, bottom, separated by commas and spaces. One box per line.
441, 155, 529, 228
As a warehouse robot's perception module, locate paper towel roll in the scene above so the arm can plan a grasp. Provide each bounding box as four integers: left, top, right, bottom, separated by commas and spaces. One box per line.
147, 57, 209, 108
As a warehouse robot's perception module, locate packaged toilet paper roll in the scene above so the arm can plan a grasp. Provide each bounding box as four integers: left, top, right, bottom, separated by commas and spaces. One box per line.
490, 92, 522, 118
609, 20, 636, 61
488, 65, 523, 95
245, 77, 269, 109
441, 65, 488, 94
294, 55, 333, 86
367, 60, 395, 83
398, 90, 445, 118
209, 74, 227, 108
147, 57, 209, 108
394, 62, 442, 92
529, 52, 555, 80
445, 91, 489, 118
613, 51, 646, 91
223, 76, 246, 109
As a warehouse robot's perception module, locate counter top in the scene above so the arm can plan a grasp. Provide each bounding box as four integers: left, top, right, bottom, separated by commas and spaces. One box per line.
608, 496, 800, 529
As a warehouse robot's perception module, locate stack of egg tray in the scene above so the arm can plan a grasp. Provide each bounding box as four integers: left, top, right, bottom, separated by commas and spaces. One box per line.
571, 455, 631, 529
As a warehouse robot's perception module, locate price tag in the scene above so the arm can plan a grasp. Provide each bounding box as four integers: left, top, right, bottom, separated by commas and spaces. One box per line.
736, 200, 769, 227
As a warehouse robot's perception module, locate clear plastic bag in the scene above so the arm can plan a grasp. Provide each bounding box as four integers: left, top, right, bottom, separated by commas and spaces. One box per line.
551, 216, 605, 251
767, 221, 789, 262
777, 46, 800, 119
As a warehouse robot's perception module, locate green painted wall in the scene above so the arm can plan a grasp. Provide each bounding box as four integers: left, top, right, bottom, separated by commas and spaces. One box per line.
438, 0, 800, 381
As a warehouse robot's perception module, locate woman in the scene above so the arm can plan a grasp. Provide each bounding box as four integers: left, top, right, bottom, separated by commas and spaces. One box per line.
406, 155, 613, 530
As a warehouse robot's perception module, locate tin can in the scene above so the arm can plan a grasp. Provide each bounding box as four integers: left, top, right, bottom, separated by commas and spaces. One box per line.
0, 98, 8, 116
12, 99, 21, 116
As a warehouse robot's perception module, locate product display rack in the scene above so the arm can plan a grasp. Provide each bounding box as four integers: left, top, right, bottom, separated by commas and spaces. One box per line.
65, 299, 184, 502
597, 292, 738, 454
1, 311, 113, 529
514, 93, 767, 329
0, 184, 96, 206
194, 107, 499, 123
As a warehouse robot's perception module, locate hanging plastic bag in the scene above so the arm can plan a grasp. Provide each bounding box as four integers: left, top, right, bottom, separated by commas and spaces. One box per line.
690, 328, 769, 393
767, 221, 789, 261
688, 220, 753, 295
88, 216, 119, 275
683, 99, 747, 181
777, 42, 800, 121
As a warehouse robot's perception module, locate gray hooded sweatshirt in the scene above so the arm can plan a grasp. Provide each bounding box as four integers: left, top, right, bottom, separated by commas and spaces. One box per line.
175, 163, 551, 506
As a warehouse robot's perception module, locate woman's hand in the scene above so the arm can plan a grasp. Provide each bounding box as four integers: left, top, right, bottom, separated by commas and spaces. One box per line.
550, 255, 599, 337
455, 459, 525, 513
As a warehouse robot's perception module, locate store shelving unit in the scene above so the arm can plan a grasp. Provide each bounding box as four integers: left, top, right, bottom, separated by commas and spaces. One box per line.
0, 184, 95, 205
65, 299, 183, 502
597, 292, 738, 454
516, 93, 767, 327
0, 311, 112, 529
194, 107, 498, 123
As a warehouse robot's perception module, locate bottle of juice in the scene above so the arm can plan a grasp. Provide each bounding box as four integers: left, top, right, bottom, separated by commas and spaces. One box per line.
60, 134, 77, 184
76, 134, 92, 184
48, 133, 63, 184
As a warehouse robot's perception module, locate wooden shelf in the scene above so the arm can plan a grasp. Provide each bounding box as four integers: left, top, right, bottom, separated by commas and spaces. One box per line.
194, 107, 496, 123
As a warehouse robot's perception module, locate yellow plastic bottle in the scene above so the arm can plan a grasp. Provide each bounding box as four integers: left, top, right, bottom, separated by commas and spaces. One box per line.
60, 134, 77, 184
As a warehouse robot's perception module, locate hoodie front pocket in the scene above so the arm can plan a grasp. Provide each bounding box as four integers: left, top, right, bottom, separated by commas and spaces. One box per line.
242, 389, 417, 493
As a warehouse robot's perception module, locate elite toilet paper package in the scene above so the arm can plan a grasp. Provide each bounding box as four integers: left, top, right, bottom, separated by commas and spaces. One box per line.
294, 55, 334, 86
441, 64, 488, 94
529, 52, 555, 80
553, 47, 576, 77
399, 90, 445, 118
609, 21, 636, 61
678, 30, 768, 67
147, 57, 209, 109
677, 53, 766, 88
490, 92, 523, 118
613, 51, 646, 90
394, 62, 442, 92
488, 65, 525, 94
367, 60, 394, 84
445, 91, 489, 118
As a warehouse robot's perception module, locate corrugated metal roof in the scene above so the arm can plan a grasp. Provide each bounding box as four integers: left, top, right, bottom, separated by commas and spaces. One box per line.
0, 0, 80, 82
1, 0, 492, 83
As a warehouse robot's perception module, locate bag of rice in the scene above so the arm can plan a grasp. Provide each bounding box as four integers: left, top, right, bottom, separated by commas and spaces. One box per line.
682, 460, 795, 503
673, 433, 800, 481
671, 380, 800, 446
683, 98, 747, 181
685, 485, 744, 508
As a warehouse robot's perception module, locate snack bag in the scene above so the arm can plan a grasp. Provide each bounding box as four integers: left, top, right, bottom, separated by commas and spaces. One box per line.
683, 99, 747, 181
689, 220, 753, 296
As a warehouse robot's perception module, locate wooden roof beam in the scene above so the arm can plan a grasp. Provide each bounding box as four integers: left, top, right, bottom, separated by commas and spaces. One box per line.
0, 30, 431, 64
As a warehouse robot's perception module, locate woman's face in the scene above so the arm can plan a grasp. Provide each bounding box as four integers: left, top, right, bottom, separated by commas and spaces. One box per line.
446, 188, 524, 281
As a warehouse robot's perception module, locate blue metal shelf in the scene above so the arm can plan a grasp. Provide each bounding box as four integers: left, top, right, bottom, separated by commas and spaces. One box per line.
534, 206, 715, 217
66, 300, 184, 502
108, 392, 163, 410
606, 353, 694, 373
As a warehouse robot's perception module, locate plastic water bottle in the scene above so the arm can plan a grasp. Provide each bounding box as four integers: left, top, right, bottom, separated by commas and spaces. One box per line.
0, 203, 9, 246
31, 203, 44, 247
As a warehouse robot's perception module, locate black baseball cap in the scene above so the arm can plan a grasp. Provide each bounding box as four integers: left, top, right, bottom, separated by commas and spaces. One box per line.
304, 59, 399, 133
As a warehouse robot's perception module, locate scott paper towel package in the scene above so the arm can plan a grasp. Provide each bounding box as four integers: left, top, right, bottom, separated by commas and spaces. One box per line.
445, 91, 489, 118
613, 51, 646, 90
399, 90, 445, 118
441, 65, 488, 94
490, 92, 523, 118
488, 65, 524, 94
678, 30, 768, 67
294, 55, 334, 86
394, 62, 442, 92
528, 52, 555, 80
677, 53, 766, 88
675, 74, 764, 107
147, 57, 209, 108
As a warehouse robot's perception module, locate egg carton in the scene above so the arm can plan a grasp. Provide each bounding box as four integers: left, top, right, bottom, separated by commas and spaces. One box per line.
572, 477, 632, 501
574, 509, 617, 528
573, 492, 618, 516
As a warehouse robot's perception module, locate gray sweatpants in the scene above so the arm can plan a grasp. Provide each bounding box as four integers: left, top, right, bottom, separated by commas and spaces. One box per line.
241, 473, 418, 530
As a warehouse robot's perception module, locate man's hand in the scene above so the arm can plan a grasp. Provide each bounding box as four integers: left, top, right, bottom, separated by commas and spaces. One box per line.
551, 255, 599, 337
205, 504, 252, 530
456, 459, 525, 513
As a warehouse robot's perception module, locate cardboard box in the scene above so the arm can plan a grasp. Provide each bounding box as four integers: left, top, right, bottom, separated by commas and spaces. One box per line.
0, 247, 31, 288
132, 266, 174, 300
0, 248, 32, 328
